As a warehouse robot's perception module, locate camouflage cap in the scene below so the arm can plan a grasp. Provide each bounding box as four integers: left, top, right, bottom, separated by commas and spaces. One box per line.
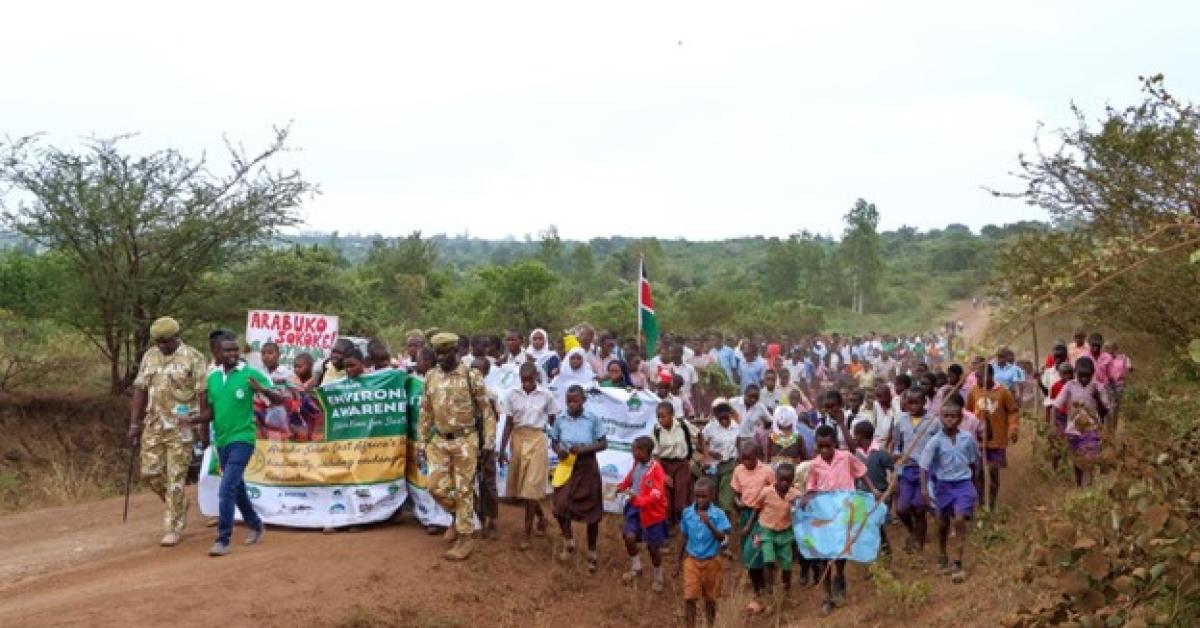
150, 317, 181, 341
430, 332, 459, 351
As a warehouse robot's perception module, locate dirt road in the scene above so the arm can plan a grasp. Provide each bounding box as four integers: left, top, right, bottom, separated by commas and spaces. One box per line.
1, 306, 1056, 627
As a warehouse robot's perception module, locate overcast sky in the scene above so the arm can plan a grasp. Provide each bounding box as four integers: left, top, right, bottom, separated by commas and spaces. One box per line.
3, 1, 1197, 240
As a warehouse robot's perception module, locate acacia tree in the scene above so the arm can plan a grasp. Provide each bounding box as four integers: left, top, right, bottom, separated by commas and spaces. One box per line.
989, 75, 1200, 350
0, 128, 315, 393
840, 199, 883, 314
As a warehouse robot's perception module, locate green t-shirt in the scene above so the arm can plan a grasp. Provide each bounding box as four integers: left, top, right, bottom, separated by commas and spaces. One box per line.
207, 364, 273, 448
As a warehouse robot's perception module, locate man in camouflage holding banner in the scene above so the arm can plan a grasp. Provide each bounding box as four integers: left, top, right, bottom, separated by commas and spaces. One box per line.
417, 332, 497, 561
128, 317, 210, 547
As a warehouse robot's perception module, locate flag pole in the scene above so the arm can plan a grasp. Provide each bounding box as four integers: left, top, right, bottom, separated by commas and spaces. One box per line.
636, 254, 644, 353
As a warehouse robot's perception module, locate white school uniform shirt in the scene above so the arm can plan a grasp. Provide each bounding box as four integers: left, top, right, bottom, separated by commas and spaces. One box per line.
701, 419, 740, 462
731, 397, 772, 438
506, 387, 558, 430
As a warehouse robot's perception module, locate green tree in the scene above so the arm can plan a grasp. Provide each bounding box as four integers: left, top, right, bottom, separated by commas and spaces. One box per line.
840, 199, 883, 314
0, 129, 314, 392
990, 75, 1200, 348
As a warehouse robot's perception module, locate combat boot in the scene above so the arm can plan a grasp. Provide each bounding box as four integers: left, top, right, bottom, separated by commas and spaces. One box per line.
444, 537, 474, 561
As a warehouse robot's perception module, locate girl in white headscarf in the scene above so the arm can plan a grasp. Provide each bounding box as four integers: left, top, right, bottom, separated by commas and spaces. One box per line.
551, 347, 596, 390
767, 406, 807, 465
528, 329, 560, 383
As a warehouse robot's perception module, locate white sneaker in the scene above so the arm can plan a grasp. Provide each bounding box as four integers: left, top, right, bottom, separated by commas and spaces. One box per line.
160, 532, 182, 547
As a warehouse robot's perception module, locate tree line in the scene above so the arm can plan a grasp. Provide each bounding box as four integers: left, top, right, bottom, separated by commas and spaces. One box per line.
1, 128, 1040, 394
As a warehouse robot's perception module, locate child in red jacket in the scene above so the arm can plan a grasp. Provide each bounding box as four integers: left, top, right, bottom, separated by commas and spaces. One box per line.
618, 435, 670, 593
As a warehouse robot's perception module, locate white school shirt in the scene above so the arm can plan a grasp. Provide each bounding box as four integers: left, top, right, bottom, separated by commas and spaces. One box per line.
506, 387, 558, 430
702, 419, 740, 462
731, 397, 772, 438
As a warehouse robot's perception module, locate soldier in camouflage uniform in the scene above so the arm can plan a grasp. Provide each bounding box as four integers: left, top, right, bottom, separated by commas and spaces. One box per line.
128, 317, 210, 547
417, 332, 497, 561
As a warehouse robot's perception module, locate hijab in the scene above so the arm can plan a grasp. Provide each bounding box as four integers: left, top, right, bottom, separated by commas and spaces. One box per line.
773, 405, 798, 432
606, 358, 632, 387
553, 347, 596, 389
528, 329, 552, 360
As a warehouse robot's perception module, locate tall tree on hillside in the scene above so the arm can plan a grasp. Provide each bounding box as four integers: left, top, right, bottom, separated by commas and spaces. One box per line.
0, 129, 315, 393
840, 199, 883, 314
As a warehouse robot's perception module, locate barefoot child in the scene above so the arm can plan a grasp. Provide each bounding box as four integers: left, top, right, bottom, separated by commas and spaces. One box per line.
919, 398, 979, 583
500, 363, 556, 549
745, 463, 803, 601
730, 441, 776, 611
677, 477, 731, 628
617, 436, 670, 592
550, 385, 608, 572
893, 388, 938, 552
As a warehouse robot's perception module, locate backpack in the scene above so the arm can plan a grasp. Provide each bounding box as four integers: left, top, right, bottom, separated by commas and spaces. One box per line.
654, 420, 694, 460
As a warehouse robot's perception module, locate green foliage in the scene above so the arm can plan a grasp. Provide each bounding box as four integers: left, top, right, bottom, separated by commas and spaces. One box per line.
990, 75, 1200, 351
0, 129, 315, 392
841, 198, 884, 314
868, 562, 930, 612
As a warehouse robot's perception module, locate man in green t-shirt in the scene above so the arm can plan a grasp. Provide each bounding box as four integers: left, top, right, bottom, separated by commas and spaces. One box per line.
195, 337, 283, 557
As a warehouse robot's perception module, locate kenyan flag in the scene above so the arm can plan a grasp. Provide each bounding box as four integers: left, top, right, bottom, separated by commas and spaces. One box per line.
638, 258, 658, 357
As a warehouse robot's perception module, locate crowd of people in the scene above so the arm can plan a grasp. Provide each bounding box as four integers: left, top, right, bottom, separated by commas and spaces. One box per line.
127, 317, 1131, 624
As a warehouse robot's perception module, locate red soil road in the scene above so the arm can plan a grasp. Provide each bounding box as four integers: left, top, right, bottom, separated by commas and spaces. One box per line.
0, 305, 1054, 627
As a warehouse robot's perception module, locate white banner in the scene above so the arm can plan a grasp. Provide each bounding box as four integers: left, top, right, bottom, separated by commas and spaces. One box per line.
245, 310, 339, 366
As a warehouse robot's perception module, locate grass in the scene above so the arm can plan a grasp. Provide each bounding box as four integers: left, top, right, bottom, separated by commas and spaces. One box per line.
0, 392, 128, 513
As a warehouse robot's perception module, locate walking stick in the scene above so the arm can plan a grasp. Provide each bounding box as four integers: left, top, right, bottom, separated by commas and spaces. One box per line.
123, 442, 137, 523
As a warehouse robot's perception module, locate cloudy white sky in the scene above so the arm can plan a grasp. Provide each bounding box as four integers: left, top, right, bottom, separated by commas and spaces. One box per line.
2, 1, 1197, 240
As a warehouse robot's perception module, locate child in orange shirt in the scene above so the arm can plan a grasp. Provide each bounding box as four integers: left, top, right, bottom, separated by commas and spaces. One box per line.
745, 463, 803, 599
729, 442, 775, 612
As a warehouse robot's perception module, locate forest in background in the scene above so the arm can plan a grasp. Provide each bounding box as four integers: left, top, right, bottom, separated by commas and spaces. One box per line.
0, 214, 1043, 394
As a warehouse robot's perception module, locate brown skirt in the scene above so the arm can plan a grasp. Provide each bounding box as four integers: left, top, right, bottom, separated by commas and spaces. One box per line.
507, 427, 550, 500
659, 459, 694, 525
553, 452, 604, 524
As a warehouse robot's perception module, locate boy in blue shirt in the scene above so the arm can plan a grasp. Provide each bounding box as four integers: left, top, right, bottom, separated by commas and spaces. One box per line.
893, 388, 938, 553
676, 477, 731, 628
919, 394, 980, 584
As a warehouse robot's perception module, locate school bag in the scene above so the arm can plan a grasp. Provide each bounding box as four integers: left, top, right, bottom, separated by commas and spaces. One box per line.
653, 419, 694, 460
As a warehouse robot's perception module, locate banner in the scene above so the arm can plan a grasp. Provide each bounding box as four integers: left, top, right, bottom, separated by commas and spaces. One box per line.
199, 369, 410, 528
245, 309, 339, 366
793, 490, 888, 562
498, 385, 657, 513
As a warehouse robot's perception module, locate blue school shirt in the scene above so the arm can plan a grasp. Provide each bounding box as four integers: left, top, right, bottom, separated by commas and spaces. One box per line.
918, 430, 979, 482
711, 346, 740, 383
795, 423, 816, 460
681, 504, 732, 559
740, 357, 767, 392
549, 409, 607, 448
893, 412, 939, 468
991, 361, 1025, 393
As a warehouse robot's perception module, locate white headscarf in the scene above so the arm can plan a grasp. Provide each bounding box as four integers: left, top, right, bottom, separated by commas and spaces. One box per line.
773, 405, 798, 432
528, 329, 552, 360
553, 347, 596, 389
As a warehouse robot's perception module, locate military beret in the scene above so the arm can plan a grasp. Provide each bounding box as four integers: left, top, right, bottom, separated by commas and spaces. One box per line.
150, 317, 181, 341
430, 332, 459, 351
